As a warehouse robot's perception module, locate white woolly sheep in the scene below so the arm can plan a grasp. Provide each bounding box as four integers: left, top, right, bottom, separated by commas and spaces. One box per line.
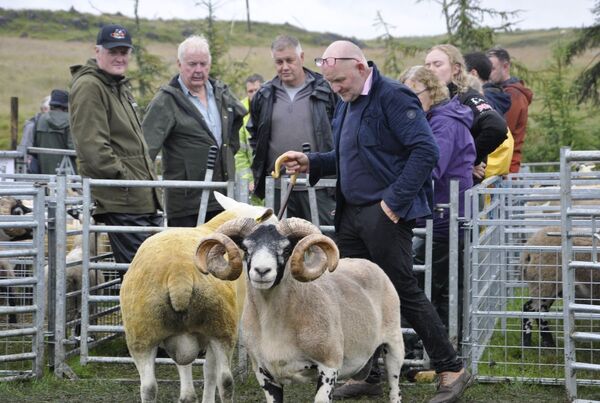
120, 192, 276, 403
521, 226, 600, 347
44, 232, 107, 333
195, 217, 405, 403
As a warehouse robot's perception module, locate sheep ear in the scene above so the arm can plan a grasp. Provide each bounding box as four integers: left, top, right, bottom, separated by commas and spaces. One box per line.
214, 191, 238, 210
256, 208, 274, 223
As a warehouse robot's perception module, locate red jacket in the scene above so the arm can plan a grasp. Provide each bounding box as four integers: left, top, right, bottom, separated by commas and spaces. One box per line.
503, 78, 533, 173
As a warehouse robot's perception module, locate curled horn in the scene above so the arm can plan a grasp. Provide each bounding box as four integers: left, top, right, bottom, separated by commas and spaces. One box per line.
289, 233, 339, 282
276, 218, 339, 282
276, 217, 322, 239
193, 217, 259, 281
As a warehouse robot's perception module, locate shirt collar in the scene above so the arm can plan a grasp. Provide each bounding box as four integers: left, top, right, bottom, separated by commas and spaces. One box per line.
361, 68, 374, 96
178, 75, 213, 97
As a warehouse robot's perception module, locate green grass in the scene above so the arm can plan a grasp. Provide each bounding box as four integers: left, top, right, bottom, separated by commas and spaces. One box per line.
1, 331, 599, 402
472, 288, 600, 383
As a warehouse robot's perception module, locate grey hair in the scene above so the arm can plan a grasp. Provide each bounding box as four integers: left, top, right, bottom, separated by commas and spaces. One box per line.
271, 35, 302, 56
40, 96, 51, 111
178, 35, 212, 64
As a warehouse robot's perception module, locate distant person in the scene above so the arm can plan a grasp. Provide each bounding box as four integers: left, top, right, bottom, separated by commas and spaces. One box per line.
487, 47, 534, 173
18, 95, 50, 174
70, 24, 163, 268
235, 73, 264, 203
425, 44, 507, 182
464, 52, 514, 178
143, 35, 246, 226
32, 89, 77, 174
247, 35, 337, 223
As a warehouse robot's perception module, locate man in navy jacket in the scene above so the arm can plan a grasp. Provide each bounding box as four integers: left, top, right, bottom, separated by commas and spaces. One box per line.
280, 41, 472, 403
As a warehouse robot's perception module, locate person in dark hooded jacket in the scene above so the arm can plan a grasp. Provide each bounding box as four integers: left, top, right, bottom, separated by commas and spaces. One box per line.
464, 51, 512, 114
33, 89, 77, 174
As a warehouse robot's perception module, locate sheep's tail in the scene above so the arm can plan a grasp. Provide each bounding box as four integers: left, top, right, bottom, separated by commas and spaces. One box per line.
167, 271, 194, 313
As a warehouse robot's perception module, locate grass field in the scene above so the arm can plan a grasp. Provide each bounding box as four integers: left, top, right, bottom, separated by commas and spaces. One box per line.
0, 333, 599, 402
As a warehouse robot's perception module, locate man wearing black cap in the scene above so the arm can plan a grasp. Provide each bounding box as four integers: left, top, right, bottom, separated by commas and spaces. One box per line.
32, 89, 76, 174
69, 24, 163, 270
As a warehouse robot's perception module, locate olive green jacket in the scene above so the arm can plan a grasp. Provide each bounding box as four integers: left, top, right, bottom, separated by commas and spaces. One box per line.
69, 59, 162, 215
142, 75, 246, 218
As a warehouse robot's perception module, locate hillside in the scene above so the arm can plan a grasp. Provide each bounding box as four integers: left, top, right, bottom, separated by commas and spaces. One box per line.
0, 7, 593, 152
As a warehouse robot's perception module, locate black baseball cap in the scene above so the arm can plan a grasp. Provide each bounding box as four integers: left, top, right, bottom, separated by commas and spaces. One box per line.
96, 24, 133, 49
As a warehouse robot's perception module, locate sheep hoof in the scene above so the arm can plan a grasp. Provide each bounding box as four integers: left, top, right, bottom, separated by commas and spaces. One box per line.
178, 395, 198, 403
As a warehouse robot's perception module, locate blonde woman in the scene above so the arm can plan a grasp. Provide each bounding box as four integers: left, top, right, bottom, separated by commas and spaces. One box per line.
400, 66, 475, 350
425, 44, 507, 181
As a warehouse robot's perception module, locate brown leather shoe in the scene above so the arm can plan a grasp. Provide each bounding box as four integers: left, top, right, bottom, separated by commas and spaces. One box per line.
428, 368, 474, 403
332, 379, 383, 399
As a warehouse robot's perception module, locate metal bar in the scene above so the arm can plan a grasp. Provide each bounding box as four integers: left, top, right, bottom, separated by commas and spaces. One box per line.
0, 327, 38, 338
88, 325, 124, 333
571, 332, 600, 343
197, 145, 218, 225
0, 353, 37, 363
54, 174, 68, 378
448, 180, 459, 344
86, 356, 205, 365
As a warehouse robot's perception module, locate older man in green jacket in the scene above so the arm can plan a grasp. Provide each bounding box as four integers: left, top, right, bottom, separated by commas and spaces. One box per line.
69, 24, 162, 268
142, 35, 246, 227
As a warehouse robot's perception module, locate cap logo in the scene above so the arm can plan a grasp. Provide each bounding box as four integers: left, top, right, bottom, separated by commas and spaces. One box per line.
110, 29, 127, 39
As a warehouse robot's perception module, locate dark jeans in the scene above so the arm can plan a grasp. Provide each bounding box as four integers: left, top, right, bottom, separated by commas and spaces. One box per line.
96, 212, 164, 274
167, 209, 223, 227
274, 189, 335, 225
337, 203, 462, 376
413, 236, 465, 351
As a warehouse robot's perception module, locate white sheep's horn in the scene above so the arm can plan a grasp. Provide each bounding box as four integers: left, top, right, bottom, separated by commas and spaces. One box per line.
289, 233, 339, 282
194, 233, 243, 281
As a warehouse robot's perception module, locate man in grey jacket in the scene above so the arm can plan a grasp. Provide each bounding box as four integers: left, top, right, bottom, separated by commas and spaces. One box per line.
248, 35, 337, 224
143, 35, 246, 226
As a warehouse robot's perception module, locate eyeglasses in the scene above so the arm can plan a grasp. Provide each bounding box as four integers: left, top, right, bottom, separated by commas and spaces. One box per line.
414, 88, 427, 96
314, 57, 360, 67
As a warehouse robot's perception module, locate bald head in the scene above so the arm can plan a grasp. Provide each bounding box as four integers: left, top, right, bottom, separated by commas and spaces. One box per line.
322, 41, 368, 66
319, 40, 371, 103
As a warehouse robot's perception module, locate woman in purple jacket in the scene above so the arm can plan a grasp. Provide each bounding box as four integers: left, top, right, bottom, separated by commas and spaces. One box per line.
400, 65, 476, 357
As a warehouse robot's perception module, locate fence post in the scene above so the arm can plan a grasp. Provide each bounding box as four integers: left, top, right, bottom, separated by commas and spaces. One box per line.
10, 97, 18, 150
53, 174, 69, 378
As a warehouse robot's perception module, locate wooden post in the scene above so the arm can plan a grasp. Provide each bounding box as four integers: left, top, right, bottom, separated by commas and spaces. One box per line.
10, 97, 18, 150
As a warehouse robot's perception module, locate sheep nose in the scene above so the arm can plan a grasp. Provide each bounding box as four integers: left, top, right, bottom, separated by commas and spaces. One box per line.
253, 266, 270, 277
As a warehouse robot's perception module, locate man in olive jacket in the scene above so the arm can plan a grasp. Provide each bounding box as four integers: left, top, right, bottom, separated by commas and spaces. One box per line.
142, 35, 246, 226
69, 24, 163, 266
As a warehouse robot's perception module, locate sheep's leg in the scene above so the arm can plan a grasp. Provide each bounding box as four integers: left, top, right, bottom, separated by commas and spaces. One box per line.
203, 340, 233, 403
131, 346, 159, 403
538, 299, 556, 348
255, 366, 283, 403
175, 363, 197, 403
382, 340, 404, 403
314, 364, 337, 403
522, 299, 535, 346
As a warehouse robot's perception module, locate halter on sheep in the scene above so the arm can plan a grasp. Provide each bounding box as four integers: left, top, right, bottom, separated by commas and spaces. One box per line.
195, 217, 404, 403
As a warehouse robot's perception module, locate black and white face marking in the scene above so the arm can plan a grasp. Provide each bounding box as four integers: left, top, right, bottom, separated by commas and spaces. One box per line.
11, 200, 31, 216
242, 226, 293, 289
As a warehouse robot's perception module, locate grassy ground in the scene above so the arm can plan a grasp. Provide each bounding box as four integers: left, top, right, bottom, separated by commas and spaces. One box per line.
0, 335, 598, 402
